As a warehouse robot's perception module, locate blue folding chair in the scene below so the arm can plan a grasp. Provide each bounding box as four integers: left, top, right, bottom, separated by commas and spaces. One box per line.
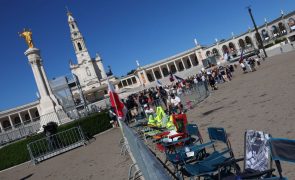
265, 138, 295, 180
180, 127, 236, 179
164, 124, 212, 169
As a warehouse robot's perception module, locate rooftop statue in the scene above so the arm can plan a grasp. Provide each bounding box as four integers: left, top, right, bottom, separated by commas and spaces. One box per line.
19, 29, 34, 48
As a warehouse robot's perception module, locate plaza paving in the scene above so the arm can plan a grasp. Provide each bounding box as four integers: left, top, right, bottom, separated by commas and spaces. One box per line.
186, 50, 295, 177
0, 128, 132, 180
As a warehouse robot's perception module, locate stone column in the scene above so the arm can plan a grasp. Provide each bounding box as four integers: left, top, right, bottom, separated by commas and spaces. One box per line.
166, 64, 170, 72
28, 110, 33, 121
181, 58, 187, 70
265, 23, 272, 39
0, 121, 3, 132
25, 48, 61, 128
151, 68, 156, 80
8, 116, 14, 129
173, 61, 179, 72
188, 55, 193, 67
159, 66, 164, 78
195, 51, 203, 66
18, 113, 24, 124
40, 65, 63, 111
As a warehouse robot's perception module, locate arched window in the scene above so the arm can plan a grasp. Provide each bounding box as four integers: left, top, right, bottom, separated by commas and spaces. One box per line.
239, 39, 246, 49
245, 36, 253, 47
77, 42, 82, 51
86, 67, 91, 76
170, 65, 177, 73
229, 42, 236, 51
255, 32, 263, 48
288, 18, 295, 31
14, 117, 21, 125
71, 24, 75, 29
147, 73, 154, 82
154, 70, 161, 79
24, 114, 30, 121
261, 29, 270, 40
212, 48, 220, 57
271, 26, 279, 37
186, 59, 191, 68
162, 67, 169, 77
178, 62, 184, 71
192, 55, 199, 66
35, 110, 39, 117
2, 120, 11, 129
118, 82, 123, 88
206, 51, 211, 57
278, 22, 287, 35
222, 45, 229, 54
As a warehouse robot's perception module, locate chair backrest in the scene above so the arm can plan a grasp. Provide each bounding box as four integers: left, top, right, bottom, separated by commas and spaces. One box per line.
269, 138, 295, 163
244, 130, 271, 171
208, 127, 227, 144
186, 124, 203, 142
269, 138, 295, 178
208, 127, 234, 157
172, 114, 188, 133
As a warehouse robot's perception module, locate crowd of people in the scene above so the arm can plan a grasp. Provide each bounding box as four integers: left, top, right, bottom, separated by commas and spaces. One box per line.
109, 54, 264, 125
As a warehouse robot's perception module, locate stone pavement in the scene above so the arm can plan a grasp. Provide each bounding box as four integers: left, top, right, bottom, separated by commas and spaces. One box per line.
0, 128, 132, 180
187, 51, 295, 177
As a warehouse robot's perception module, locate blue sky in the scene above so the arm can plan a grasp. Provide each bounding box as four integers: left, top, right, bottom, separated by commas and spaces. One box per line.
0, 0, 294, 111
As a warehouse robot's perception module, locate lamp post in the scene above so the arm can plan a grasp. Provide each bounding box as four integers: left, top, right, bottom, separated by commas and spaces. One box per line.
247, 6, 268, 58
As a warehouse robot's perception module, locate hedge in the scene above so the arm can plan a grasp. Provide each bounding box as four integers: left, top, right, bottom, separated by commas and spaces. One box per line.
0, 112, 112, 171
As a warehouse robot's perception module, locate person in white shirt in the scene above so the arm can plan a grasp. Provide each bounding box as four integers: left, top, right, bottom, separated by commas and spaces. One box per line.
144, 104, 155, 118
170, 94, 182, 113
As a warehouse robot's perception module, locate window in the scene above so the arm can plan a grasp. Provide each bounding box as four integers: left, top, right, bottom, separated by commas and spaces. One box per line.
122, 80, 127, 86
25, 114, 30, 121
77, 42, 82, 51
86, 67, 91, 76
131, 77, 137, 84
118, 82, 123, 88
127, 78, 132, 85
71, 24, 75, 29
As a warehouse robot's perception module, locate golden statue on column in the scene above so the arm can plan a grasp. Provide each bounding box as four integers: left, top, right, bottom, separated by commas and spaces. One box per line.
19, 29, 34, 48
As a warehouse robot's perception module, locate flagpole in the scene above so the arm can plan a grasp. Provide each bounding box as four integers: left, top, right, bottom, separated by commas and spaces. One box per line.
107, 78, 124, 134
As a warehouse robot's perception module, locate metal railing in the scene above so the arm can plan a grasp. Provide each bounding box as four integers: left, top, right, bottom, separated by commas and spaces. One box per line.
27, 126, 86, 164
0, 110, 67, 147
120, 121, 172, 180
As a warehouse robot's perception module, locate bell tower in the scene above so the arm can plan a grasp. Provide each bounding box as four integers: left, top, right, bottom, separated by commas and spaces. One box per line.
67, 11, 91, 64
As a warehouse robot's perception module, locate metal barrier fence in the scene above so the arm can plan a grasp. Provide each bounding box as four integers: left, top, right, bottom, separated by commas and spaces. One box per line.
0, 120, 41, 146
120, 121, 172, 180
0, 110, 69, 147
27, 126, 86, 164
123, 82, 209, 123
119, 82, 210, 179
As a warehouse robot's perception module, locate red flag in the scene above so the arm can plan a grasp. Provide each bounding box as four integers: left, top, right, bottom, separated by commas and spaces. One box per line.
108, 80, 126, 119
